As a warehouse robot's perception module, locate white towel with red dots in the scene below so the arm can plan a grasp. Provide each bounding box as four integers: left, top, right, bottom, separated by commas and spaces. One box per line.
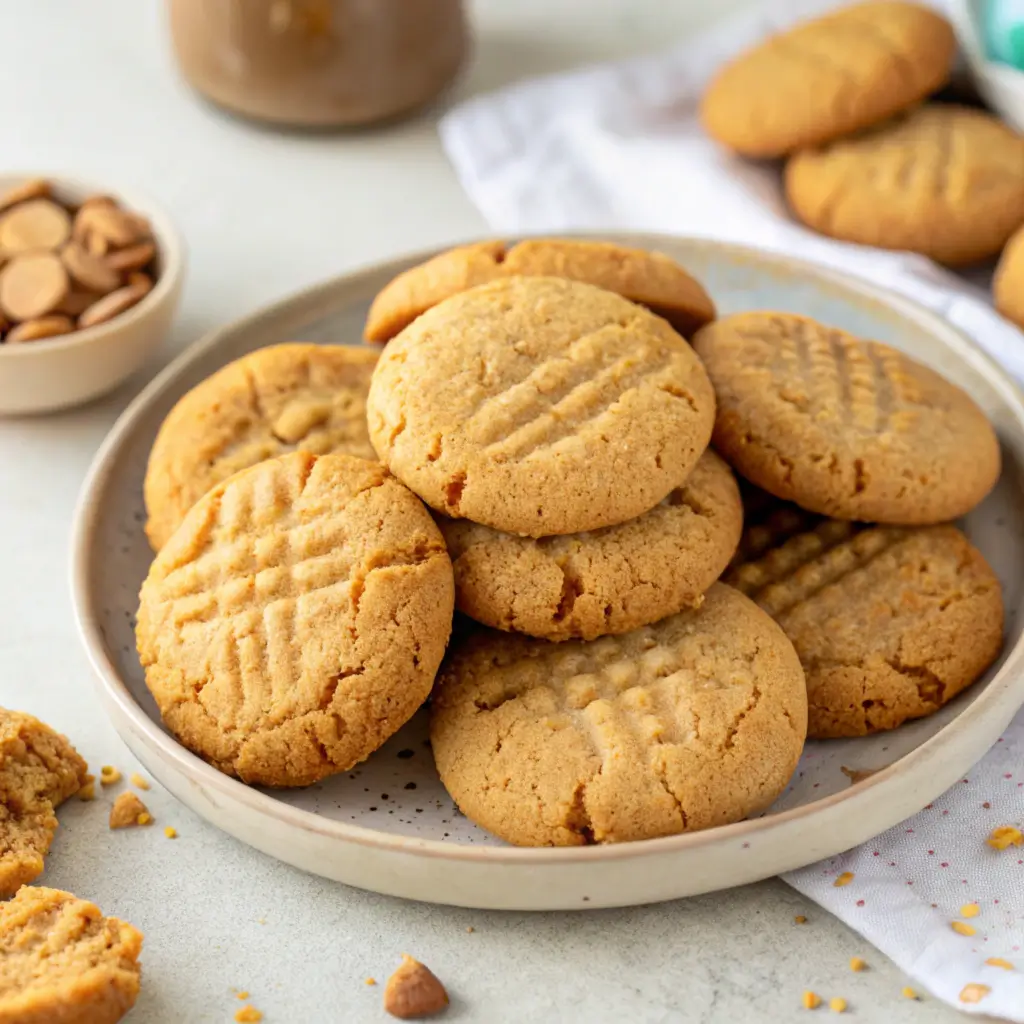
439, 0, 1024, 1015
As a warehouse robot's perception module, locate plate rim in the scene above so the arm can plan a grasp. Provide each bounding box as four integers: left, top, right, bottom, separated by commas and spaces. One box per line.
70, 231, 1024, 868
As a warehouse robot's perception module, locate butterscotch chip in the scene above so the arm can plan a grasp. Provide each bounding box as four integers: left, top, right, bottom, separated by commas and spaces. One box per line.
5, 314, 75, 345
136, 452, 455, 787
80, 204, 144, 247
57, 289, 103, 317
109, 791, 149, 829
994, 224, 1024, 331
693, 313, 1000, 524
701, 2, 955, 157
0, 178, 51, 213
725, 499, 1004, 737
364, 238, 715, 342
438, 450, 742, 640
785, 105, 1024, 265
61, 240, 122, 294
0, 886, 142, 1024
384, 955, 449, 1019
430, 583, 806, 845
105, 240, 156, 273
369, 277, 716, 537
0, 708, 88, 897
0, 198, 71, 253
143, 343, 380, 550
0, 253, 69, 321
77, 282, 147, 328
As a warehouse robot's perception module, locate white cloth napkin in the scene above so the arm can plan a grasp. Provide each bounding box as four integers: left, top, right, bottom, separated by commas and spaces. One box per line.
440, 0, 1024, 1015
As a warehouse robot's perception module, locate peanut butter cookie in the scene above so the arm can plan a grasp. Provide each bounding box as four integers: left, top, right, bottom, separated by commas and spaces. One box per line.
368, 277, 716, 537
364, 238, 716, 341
438, 449, 742, 641
995, 223, 1024, 331
725, 500, 1004, 737
0, 886, 143, 1024
144, 343, 379, 550
693, 313, 1000, 523
137, 452, 454, 787
0, 709, 88, 897
430, 583, 806, 846
701, 2, 955, 158
785, 105, 1024, 265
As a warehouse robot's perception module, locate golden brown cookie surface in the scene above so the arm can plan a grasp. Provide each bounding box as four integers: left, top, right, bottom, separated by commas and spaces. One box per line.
430, 583, 806, 846
137, 452, 454, 788
701, 1, 955, 157
438, 450, 742, 641
693, 313, 1000, 523
368, 277, 716, 537
363, 238, 716, 341
0, 709, 88, 898
725, 501, 1004, 738
995, 223, 1024, 330
785, 105, 1024, 265
144, 343, 379, 550
0, 886, 143, 1024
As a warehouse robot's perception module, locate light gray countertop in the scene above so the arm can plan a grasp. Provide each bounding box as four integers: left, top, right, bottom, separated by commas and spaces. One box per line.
0, 1, 971, 1019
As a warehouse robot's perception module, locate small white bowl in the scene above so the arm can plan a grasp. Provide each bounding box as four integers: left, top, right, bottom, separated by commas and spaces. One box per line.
0, 173, 185, 416
950, 0, 1024, 134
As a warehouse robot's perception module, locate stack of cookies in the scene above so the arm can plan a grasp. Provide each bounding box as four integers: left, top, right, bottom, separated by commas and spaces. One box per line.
135, 237, 1005, 850
701, 0, 1024, 302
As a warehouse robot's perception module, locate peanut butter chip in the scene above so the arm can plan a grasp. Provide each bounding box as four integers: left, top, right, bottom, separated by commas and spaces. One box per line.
105, 240, 156, 273
57, 289, 103, 317
0, 253, 69, 321
384, 955, 449, 1020
60, 240, 121, 294
5, 315, 74, 344
78, 283, 146, 329
82, 205, 144, 247
0, 178, 51, 212
0, 199, 71, 253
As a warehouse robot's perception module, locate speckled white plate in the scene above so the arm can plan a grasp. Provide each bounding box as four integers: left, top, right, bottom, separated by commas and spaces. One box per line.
71, 234, 1024, 910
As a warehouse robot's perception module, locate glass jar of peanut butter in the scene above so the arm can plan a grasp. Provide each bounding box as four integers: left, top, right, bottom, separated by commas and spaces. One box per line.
167, 0, 468, 128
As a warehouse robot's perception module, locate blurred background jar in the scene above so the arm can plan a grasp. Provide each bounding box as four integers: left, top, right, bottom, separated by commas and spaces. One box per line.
167, 0, 468, 128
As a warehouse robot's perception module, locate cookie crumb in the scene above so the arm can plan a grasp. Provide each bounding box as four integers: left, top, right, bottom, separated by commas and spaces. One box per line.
99, 765, 121, 785
164, 826, 177, 839
235, 1007, 262, 1023
366, 978, 377, 986
961, 903, 980, 918
959, 983, 990, 1004
109, 791, 149, 829
849, 957, 866, 972
466, 926, 474, 934
77, 775, 96, 801
987, 825, 1023, 850
829, 997, 847, 1013
802, 991, 821, 1009
129, 772, 150, 790
794, 915, 808, 924
840, 766, 879, 784
951, 921, 976, 937
236, 991, 249, 999
901, 987, 919, 1000
384, 954, 449, 1019
985, 957, 1014, 970
833, 872, 854, 887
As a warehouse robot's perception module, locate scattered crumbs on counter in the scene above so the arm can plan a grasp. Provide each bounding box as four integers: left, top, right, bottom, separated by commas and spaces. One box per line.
961, 903, 980, 918
833, 872, 854, 888
802, 991, 821, 1009
365, 978, 377, 986
848, 957, 866, 972
236, 991, 249, 1000
986, 825, 1023, 850
985, 957, 1014, 970
901, 987, 919, 1000
136, 811, 153, 826
164, 826, 178, 839
794, 915, 808, 924
234, 1007, 263, 1023
77, 774, 96, 801
466, 926, 475, 934
99, 765, 121, 785
951, 921, 976, 937
129, 772, 150, 790
828, 996, 847, 1013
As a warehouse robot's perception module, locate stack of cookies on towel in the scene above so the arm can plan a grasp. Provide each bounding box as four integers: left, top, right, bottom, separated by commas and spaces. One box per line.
136, 237, 1005, 847
701, 0, 1024, 327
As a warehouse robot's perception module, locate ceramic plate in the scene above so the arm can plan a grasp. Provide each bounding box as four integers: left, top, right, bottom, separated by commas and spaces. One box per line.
71, 234, 1024, 911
